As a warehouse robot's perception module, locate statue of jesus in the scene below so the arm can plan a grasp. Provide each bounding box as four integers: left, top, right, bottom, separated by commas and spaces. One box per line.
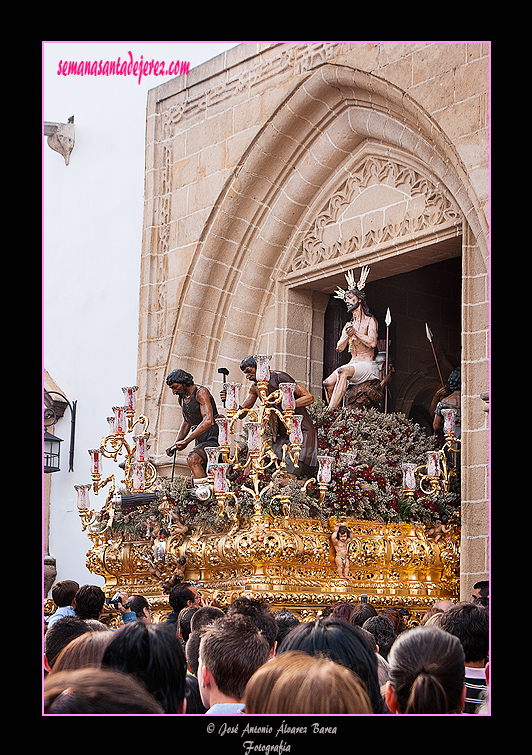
323, 266, 379, 410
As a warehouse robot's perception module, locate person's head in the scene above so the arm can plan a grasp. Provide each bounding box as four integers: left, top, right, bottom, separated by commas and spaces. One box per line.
362, 615, 397, 660
349, 601, 378, 627
331, 601, 354, 623
345, 289, 360, 311
352, 625, 391, 687
44, 617, 93, 671
128, 594, 152, 623
424, 611, 445, 628
435, 598, 454, 610
244, 650, 373, 715
472, 580, 489, 600
385, 625, 466, 714
198, 613, 270, 707
50, 629, 114, 673
379, 608, 408, 634
74, 585, 106, 620
421, 606, 444, 625
227, 597, 278, 652
185, 631, 203, 676
166, 369, 194, 395
345, 288, 371, 315
355, 625, 377, 652
51, 579, 79, 608
102, 621, 187, 714
190, 605, 225, 633
169, 582, 201, 613
186, 606, 226, 676
178, 605, 199, 642
84, 619, 110, 631
44, 667, 164, 714
438, 601, 489, 665
447, 366, 461, 393
239, 356, 258, 382
273, 610, 300, 646
277, 616, 383, 713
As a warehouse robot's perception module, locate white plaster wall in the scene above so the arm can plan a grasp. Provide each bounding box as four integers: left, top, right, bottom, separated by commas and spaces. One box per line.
43, 42, 239, 592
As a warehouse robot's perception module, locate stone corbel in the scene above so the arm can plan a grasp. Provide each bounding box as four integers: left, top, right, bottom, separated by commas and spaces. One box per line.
44, 116, 75, 165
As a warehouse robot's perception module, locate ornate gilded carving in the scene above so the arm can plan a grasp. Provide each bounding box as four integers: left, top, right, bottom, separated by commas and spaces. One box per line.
75, 511, 459, 624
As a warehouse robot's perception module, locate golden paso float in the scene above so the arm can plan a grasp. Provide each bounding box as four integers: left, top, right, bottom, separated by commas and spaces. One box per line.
64, 356, 460, 626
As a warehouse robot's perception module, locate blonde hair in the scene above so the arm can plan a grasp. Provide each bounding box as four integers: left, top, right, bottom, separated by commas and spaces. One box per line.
244, 651, 373, 715
51, 630, 114, 673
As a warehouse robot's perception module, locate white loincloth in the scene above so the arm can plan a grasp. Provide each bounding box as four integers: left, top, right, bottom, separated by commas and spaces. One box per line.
332, 360, 381, 386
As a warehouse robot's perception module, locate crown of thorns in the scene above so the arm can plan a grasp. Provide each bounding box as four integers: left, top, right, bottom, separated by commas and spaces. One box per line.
334, 265, 370, 301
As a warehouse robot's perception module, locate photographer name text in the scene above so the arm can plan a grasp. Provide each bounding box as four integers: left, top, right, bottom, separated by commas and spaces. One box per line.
206, 719, 338, 753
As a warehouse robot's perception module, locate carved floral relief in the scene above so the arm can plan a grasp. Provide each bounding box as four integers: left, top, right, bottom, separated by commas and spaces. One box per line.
292, 156, 460, 271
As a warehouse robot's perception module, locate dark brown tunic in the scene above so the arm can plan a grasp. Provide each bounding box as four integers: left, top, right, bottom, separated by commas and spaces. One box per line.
179, 385, 220, 457
265, 371, 318, 478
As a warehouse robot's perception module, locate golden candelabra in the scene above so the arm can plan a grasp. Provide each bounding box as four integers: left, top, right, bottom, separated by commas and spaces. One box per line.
76, 387, 159, 544
200, 355, 333, 524
401, 408, 461, 500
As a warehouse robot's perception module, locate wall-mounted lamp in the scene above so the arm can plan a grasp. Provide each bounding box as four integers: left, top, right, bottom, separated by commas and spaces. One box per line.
44, 430, 63, 473
44, 391, 77, 473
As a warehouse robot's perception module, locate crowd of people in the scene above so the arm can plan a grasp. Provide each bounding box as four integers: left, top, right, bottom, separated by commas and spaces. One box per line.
43, 579, 490, 716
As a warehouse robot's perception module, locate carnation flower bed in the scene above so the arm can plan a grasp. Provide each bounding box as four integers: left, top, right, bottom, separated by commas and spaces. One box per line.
113, 401, 460, 536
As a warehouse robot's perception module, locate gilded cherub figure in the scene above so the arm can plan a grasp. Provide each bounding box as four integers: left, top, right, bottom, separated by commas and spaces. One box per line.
145, 514, 161, 542
331, 524, 354, 578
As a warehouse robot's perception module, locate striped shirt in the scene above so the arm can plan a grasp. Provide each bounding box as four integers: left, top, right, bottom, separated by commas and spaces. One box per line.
464, 666, 488, 714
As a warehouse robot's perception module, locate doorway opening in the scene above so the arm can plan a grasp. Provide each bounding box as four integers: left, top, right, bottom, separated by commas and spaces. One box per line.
322, 254, 462, 435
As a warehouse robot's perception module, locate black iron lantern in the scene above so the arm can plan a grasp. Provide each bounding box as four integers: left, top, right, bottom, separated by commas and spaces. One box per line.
44, 430, 63, 473
43, 391, 76, 473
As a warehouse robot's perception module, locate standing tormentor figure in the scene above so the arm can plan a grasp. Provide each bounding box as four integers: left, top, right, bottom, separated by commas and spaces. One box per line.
236, 356, 318, 479
165, 369, 220, 482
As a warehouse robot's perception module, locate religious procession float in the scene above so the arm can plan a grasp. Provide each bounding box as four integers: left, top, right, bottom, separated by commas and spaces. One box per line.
55, 269, 461, 625
64, 364, 460, 627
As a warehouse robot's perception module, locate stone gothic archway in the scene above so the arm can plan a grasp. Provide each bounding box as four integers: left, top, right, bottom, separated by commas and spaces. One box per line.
150, 63, 486, 463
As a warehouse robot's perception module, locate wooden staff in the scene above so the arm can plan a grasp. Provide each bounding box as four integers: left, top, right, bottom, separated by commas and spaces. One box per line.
425, 323, 445, 388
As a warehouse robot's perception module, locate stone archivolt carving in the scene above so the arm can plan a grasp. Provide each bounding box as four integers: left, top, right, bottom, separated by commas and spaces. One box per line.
158, 43, 350, 131
292, 156, 460, 271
